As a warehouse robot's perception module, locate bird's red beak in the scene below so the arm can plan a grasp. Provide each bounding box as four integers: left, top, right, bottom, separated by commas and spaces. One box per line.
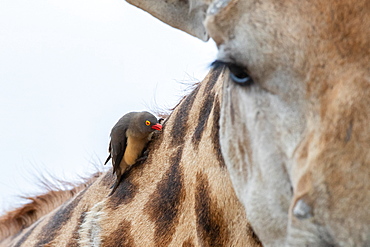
151, 123, 162, 131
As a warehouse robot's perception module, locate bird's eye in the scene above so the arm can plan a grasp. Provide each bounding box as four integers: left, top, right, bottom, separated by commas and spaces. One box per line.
211, 60, 253, 86
145, 120, 151, 126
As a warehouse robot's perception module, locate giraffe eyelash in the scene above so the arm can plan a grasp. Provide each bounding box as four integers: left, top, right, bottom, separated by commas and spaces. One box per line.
211, 60, 254, 86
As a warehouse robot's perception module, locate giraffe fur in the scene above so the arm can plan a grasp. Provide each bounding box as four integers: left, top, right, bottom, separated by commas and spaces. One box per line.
0, 66, 261, 247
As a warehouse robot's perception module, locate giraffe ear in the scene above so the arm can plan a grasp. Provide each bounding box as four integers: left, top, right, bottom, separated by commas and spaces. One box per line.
126, 0, 209, 41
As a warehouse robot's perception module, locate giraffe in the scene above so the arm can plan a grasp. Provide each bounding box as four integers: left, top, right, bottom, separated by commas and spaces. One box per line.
0, 66, 262, 247
2, 0, 369, 246
125, 0, 370, 246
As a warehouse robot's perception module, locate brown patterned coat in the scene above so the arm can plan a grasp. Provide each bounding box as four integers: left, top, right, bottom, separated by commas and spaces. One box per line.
0, 68, 261, 247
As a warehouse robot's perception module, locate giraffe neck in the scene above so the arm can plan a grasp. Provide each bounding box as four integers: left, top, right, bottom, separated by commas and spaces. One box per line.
2, 67, 261, 247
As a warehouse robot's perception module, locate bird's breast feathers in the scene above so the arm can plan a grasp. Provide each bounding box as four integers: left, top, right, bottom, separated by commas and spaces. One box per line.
123, 136, 148, 165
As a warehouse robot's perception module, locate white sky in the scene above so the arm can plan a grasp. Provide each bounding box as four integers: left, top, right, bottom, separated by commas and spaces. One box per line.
0, 0, 217, 214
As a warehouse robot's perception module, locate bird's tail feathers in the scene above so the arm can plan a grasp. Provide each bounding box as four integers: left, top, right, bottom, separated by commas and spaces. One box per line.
103, 155, 111, 165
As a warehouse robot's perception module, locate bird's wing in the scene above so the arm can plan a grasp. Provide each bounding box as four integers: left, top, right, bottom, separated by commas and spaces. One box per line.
111, 130, 128, 176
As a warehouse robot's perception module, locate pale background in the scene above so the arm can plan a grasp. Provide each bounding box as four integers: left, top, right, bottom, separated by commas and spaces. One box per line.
0, 0, 217, 214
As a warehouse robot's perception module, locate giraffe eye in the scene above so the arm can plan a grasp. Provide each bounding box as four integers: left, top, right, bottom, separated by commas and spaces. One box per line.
211, 60, 253, 86
229, 65, 252, 86
145, 120, 151, 126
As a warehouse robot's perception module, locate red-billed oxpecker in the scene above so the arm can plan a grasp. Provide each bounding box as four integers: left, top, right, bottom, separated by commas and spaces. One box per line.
104, 111, 162, 195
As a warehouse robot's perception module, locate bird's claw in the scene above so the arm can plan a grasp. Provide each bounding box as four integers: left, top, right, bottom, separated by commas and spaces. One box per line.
135, 149, 149, 164
109, 181, 120, 196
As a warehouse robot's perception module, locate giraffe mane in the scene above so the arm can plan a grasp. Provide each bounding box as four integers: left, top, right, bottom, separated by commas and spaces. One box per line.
0, 172, 102, 241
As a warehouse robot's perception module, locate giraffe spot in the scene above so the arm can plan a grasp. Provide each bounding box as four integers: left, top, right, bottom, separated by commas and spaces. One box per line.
211, 98, 226, 168
204, 65, 224, 93
12, 220, 41, 247
171, 85, 200, 147
192, 92, 215, 147
195, 172, 229, 247
33, 187, 88, 247
145, 149, 185, 247
66, 211, 87, 247
182, 238, 195, 247
102, 219, 135, 247
107, 173, 137, 210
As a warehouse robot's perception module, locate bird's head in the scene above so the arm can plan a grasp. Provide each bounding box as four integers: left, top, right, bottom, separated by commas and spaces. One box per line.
136, 111, 162, 135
